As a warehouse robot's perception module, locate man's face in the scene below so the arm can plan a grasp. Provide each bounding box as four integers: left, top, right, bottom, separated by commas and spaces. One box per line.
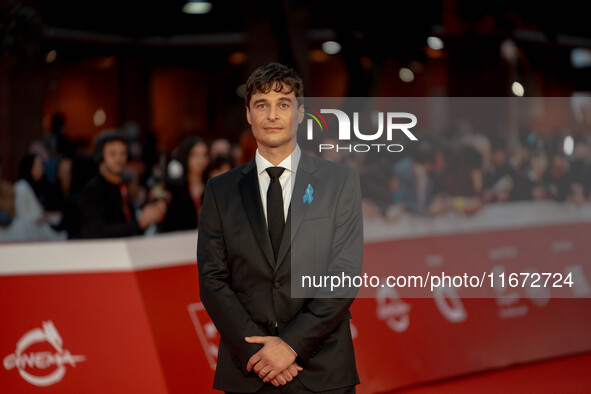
246, 86, 304, 151
102, 140, 127, 175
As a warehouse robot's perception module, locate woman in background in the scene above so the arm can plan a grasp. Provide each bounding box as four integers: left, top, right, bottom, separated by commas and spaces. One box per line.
11, 154, 66, 241
160, 136, 209, 232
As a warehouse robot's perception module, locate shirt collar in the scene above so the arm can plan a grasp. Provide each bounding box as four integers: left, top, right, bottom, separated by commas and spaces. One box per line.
255, 144, 301, 175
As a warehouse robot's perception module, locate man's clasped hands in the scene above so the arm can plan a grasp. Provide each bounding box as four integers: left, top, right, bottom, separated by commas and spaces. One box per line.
245, 336, 303, 387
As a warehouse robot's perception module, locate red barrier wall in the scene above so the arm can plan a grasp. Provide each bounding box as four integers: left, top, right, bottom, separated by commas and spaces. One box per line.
2, 212, 591, 393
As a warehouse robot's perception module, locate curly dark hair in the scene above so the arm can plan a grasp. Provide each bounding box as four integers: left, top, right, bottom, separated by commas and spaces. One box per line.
92, 130, 128, 164
245, 63, 304, 108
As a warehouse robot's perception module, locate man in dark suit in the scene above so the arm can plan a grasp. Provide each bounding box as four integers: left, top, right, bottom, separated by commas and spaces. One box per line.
197, 63, 363, 393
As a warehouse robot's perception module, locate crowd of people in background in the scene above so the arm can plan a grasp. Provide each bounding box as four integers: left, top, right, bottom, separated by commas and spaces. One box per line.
0, 112, 256, 242
1, 115, 591, 242
339, 129, 591, 222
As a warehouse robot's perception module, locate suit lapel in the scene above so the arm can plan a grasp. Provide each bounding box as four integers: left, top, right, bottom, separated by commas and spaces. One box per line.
274, 152, 318, 272
239, 159, 276, 268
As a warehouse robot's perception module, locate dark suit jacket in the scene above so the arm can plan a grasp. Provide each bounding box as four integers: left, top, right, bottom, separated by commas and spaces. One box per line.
197, 151, 363, 392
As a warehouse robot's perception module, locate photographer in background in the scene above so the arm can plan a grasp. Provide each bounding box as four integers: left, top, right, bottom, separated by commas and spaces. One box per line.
80, 130, 167, 239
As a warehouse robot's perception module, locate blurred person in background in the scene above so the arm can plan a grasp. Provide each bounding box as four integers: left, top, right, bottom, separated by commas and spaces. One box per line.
28, 139, 57, 185
439, 144, 485, 215
140, 129, 159, 183
358, 154, 403, 221
231, 142, 243, 167
40, 156, 74, 217
209, 137, 232, 159
483, 135, 516, 203
510, 130, 535, 173
80, 131, 167, 239
511, 148, 550, 201
0, 156, 15, 229
122, 168, 148, 217
565, 159, 589, 204
567, 136, 591, 202
45, 113, 74, 159
28, 139, 50, 160
43, 113, 74, 194
61, 141, 97, 239
547, 151, 571, 202
462, 133, 491, 177
393, 138, 447, 216
204, 154, 234, 181
8, 154, 66, 241
48, 156, 83, 238
126, 138, 147, 185
160, 136, 208, 232
56, 157, 73, 203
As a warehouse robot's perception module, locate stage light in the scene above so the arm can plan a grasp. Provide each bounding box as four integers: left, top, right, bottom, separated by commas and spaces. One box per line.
500, 39, 517, 64
228, 52, 246, 65
322, 41, 341, 55
182, 0, 212, 14
399, 68, 414, 83
427, 36, 443, 50
511, 81, 524, 96
46, 50, 57, 63
93, 109, 106, 127
168, 160, 184, 179
563, 136, 574, 156
571, 48, 591, 69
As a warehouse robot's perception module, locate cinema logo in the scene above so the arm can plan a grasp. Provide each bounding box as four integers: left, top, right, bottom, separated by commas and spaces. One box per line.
305, 109, 418, 153
3, 321, 86, 387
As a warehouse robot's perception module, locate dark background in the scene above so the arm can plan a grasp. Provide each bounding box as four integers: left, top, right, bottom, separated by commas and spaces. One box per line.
1, 0, 590, 180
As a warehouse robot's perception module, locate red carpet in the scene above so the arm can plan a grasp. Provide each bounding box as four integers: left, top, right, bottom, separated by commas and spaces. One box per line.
386, 351, 591, 393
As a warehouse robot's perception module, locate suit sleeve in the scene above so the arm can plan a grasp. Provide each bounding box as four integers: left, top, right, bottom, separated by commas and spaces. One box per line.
279, 167, 364, 364
197, 180, 267, 375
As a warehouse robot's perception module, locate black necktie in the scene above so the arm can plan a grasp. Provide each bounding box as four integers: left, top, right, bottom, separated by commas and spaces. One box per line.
266, 167, 285, 261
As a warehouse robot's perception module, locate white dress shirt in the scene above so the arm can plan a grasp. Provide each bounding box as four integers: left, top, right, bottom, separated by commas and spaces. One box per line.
255, 144, 301, 225
255, 145, 302, 354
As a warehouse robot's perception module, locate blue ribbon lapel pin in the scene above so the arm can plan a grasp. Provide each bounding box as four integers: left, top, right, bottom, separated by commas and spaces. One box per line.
303, 184, 314, 205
